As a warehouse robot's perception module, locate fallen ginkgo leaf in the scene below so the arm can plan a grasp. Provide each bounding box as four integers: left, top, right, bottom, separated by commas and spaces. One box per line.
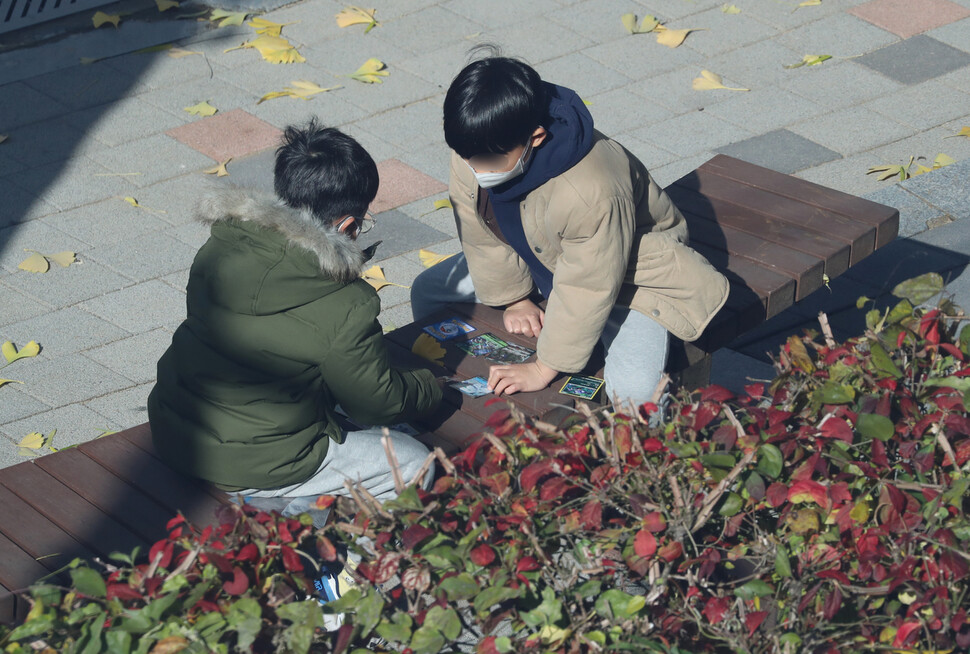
722, 4, 741, 13
209, 8, 249, 26
2, 341, 41, 364
944, 126, 970, 139
411, 333, 445, 365
156, 0, 179, 11
92, 11, 120, 28
167, 47, 203, 58
419, 198, 453, 217
784, 54, 831, 69
17, 250, 76, 273
225, 34, 306, 64
348, 58, 388, 83
18, 432, 45, 449
867, 158, 913, 182
794, 0, 821, 9
123, 197, 167, 214
257, 80, 341, 103
419, 249, 455, 268
361, 265, 408, 291
0, 379, 23, 390
184, 100, 218, 116
912, 153, 955, 176
203, 159, 232, 176
47, 251, 76, 267
692, 70, 749, 91
621, 12, 659, 34
248, 17, 294, 36
336, 6, 379, 32
655, 25, 704, 48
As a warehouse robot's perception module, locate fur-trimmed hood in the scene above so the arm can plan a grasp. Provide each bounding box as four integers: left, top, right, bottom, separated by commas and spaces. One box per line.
195, 187, 364, 283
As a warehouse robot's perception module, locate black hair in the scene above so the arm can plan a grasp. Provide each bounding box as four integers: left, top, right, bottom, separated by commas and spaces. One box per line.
274, 119, 379, 224
443, 56, 547, 160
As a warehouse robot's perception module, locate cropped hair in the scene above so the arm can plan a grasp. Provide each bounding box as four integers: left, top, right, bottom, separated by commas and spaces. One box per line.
274, 119, 379, 224
443, 56, 547, 159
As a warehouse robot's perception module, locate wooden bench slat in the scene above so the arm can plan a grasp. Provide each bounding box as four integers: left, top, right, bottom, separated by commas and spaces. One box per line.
691, 243, 795, 319
0, 483, 97, 575
667, 186, 853, 278
77, 436, 227, 528
0, 534, 51, 624
0, 582, 20, 627
413, 405, 487, 454
680, 166, 877, 262
685, 213, 825, 300
34, 448, 173, 545
699, 154, 899, 247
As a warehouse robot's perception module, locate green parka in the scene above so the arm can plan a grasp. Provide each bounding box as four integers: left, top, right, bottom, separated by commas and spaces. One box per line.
148, 188, 442, 490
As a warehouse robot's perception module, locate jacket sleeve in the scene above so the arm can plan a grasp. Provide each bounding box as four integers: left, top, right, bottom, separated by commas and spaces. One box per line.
449, 152, 535, 307
320, 295, 442, 426
536, 196, 636, 373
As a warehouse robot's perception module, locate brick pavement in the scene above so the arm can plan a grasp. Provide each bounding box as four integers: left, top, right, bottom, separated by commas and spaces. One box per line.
1, 0, 970, 464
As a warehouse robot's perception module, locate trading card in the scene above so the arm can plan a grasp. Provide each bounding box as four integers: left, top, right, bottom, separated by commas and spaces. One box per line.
423, 317, 476, 341
559, 375, 605, 400
486, 342, 536, 364
450, 376, 492, 397
456, 333, 508, 356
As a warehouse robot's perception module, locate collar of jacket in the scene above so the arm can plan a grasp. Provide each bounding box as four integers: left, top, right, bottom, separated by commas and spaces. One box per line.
194, 187, 366, 283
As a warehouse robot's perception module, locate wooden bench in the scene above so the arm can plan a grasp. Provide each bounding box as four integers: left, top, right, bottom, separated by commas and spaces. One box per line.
0, 155, 899, 624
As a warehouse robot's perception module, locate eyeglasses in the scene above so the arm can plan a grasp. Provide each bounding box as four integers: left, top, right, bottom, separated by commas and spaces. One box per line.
337, 212, 375, 238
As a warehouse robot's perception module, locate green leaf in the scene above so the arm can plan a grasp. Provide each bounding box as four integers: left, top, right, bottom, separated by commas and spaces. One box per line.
7, 616, 54, 641
775, 545, 792, 578
892, 272, 944, 304
142, 592, 180, 621
376, 613, 414, 643
734, 579, 774, 600
384, 484, 423, 511
700, 453, 736, 469
79, 611, 106, 654
815, 382, 855, 405
594, 589, 646, 619
356, 591, 385, 636
320, 588, 362, 613
494, 636, 514, 652
424, 606, 461, 641
718, 492, 743, 517
474, 585, 521, 615
114, 610, 154, 634
71, 566, 107, 598
885, 299, 914, 326
756, 444, 783, 479
960, 324, 970, 355
856, 295, 872, 309
227, 598, 262, 651
869, 342, 902, 378
410, 625, 446, 654
575, 579, 601, 598
439, 572, 479, 600
104, 630, 132, 654
857, 413, 894, 442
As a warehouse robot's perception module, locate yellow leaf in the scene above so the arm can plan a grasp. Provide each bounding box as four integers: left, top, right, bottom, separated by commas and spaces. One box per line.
124, 196, 140, 208
48, 251, 76, 267
18, 432, 44, 449
620, 13, 659, 34
361, 265, 408, 291
92, 11, 120, 28
348, 58, 388, 83
934, 153, 955, 168
203, 159, 231, 177
867, 164, 909, 182
209, 8, 249, 27
785, 54, 831, 68
167, 47, 203, 58
155, 0, 179, 11
247, 17, 294, 36
0, 379, 23, 390
184, 101, 218, 116
122, 196, 166, 214
257, 80, 340, 103
411, 333, 446, 365
655, 25, 703, 48
944, 126, 970, 139
2, 341, 40, 364
226, 34, 306, 64
794, 0, 821, 9
692, 69, 749, 91
418, 249, 456, 268
418, 198, 453, 217
336, 6, 379, 32
722, 4, 741, 13
18, 252, 50, 273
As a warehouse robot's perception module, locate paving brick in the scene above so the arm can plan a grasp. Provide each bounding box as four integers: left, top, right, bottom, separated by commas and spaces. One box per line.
0, 219, 91, 274
84, 232, 199, 282
649, 151, 717, 189
793, 152, 887, 198
0, 151, 20, 179
0, 177, 59, 227
2, 120, 106, 168
397, 192, 459, 236
678, 7, 778, 58
40, 197, 169, 248
0, 434, 31, 469
211, 149, 275, 195
79, 280, 187, 334
939, 65, 970, 92
585, 33, 704, 79
849, 0, 970, 39
610, 134, 680, 170
899, 160, 970, 221
547, 0, 650, 44
165, 109, 283, 163
84, 329, 172, 385
366, 253, 426, 308
477, 17, 596, 66
856, 35, 970, 85
535, 53, 633, 97
177, 26, 269, 70
0, 81, 67, 131
865, 185, 948, 238
842, 236, 970, 293
775, 12, 899, 56
371, 159, 448, 214
742, 0, 866, 29
862, 79, 970, 130
104, 50, 229, 95
702, 39, 807, 88
2, 257, 133, 308
0, 278, 53, 325
584, 87, 674, 137
257, 0, 345, 46
911, 203, 970, 249
397, 40, 483, 88
704, 86, 824, 134
326, 67, 441, 117
299, 31, 416, 80
629, 66, 743, 114
245, 87, 362, 132
136, 174, 226, 227
710, 349, 777, 394
160, 269, 191, 293
87, 134, 219, 188
66, 97, 188, 149
21, 61, 135, 111
166, 221, 211, 250
0, 386, 50, 433
397, 141, 453, 186
139, 77, 256, 120
640, 0, 725, 20
351, 99, 445, 152
372, 7, 485, 55
866, 124, 970, 172
0, 402, 125, 450
0, 307, 128, 356
445, 0, 560, 27
378, 302, 416, 333
779, 60, 903, 110
9, 349, 134, 406
788, 106, 915, 156
928, 16, 970, 52
631, 110, 753, 157
357, 209, 450, 261
84, 383, 154, 431
715, 129, 840, 174
11, 156, 140, 212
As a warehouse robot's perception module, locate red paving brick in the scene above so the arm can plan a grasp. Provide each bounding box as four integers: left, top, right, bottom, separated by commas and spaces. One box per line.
849, 0, 970, 39
166, 109, 283, 162
371, 159, 448, 213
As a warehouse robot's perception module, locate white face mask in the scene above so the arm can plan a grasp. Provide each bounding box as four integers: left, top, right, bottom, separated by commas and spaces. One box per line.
468, 142, 534, 189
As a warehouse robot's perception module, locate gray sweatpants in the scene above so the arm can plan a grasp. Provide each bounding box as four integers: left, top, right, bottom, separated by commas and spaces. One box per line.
410, 253, 669, 406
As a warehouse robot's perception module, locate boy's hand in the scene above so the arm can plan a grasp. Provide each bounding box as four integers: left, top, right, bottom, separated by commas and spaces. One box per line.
488, 360, 558, 395
503, 298, 544, 338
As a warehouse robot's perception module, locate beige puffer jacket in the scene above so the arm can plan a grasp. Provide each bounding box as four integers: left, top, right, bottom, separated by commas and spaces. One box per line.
449, 132, 730, 374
